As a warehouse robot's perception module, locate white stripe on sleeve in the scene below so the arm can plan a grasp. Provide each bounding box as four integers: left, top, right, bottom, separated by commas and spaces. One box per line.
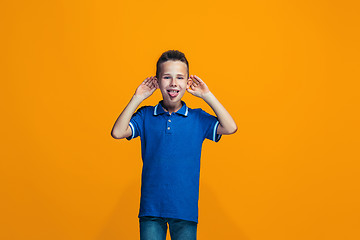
213, 121, 220, 141
129, 122, 135, 139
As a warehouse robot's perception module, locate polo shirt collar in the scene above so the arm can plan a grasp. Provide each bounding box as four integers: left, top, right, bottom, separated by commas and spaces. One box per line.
154, 100, 189, 117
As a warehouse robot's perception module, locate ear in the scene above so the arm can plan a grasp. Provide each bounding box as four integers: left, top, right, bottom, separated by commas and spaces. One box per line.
187, 79, 192, 88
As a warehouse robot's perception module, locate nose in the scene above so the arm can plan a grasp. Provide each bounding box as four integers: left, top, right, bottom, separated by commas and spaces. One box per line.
170, 78, 177, 87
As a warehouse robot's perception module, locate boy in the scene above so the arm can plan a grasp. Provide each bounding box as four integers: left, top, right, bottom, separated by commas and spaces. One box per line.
111, 50, 237, 240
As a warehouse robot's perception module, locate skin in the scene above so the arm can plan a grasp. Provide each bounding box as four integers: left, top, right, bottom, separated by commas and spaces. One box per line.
157, 60, 191, 113
111, 60, 237, 139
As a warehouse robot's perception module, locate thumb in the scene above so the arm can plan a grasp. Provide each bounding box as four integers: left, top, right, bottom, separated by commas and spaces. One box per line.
186, 87, 195, 95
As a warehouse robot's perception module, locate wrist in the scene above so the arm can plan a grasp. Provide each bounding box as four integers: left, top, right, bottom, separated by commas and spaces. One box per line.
202, 91, 213, 100
132, 94, 145, 102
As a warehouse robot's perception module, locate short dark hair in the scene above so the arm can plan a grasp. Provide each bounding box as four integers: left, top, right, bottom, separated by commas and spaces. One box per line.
156, 50, 189, 80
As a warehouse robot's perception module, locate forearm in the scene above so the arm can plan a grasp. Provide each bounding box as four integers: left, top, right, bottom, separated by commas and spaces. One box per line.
111, 94, 143, 138
202, 91, 237, 133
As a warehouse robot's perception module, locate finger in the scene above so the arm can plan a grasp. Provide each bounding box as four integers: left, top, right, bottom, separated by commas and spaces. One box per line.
151, 78, 158, 88
143, 77, 151, 85
153, 78, 159, 89
186, 87, 195, 94
194, 75, 203, 83
148, 79, 154, 88
189, 77, 197, 86
152, 78, 157, 88
191, 75, 200, 85
154, 78, 159, 88
145, 77, 153, 86
195, 77, 202, 85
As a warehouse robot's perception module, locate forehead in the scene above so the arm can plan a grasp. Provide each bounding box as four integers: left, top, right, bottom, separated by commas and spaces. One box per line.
161, 60, 187, 75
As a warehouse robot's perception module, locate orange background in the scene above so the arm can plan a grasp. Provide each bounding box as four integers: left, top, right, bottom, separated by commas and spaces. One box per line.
1, 0, 360, 239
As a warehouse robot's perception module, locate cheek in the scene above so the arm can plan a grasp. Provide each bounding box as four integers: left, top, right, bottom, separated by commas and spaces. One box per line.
160, 80, 168, 86
159, 82, 165, 88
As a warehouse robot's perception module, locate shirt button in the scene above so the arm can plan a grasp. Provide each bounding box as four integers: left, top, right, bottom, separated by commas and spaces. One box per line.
167, 127, 170, 130
168, 119, 171, 122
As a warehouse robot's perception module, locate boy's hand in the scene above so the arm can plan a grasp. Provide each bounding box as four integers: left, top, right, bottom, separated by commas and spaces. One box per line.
186, 75, 211, 98
134, 76, 159, 100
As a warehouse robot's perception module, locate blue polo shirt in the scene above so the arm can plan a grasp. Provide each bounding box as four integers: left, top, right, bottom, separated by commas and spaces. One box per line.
126, 100, 222, 223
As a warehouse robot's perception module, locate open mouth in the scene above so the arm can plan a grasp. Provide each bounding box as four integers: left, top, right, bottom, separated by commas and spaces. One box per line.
167, 89, 180, 98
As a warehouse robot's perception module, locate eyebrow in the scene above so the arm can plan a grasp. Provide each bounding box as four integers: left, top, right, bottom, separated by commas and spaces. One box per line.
163, 73, 185, 76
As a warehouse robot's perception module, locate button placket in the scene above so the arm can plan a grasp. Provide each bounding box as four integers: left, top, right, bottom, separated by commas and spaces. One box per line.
166, 116, 172, 134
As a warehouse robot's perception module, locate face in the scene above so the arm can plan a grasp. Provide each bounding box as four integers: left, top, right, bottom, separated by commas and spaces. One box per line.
157, 60, 191, 106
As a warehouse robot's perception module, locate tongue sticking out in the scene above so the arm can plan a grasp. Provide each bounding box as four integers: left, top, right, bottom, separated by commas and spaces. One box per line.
168, 90, 179, 98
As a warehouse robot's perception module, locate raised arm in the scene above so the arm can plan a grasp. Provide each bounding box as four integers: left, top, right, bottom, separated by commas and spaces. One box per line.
186, 75, 237, 135
111, 76, 159, 139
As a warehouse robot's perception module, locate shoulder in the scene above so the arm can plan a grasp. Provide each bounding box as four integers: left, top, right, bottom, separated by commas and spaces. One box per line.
132, 105, 153, 118
136, 105, 153, 113
187, 107, 201, 117
189, 108, 212, 118
186, 108, 216, 124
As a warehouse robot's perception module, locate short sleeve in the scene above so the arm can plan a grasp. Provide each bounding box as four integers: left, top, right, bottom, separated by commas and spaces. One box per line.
199, 109, 222, 142
126, 106, 147, 141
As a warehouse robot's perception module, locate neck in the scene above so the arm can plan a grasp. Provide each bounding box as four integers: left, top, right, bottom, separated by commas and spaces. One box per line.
161, 100, 182, 114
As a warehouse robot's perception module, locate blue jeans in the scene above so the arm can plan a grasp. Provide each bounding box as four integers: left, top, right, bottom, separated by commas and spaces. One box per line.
139, 216, 198, 240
